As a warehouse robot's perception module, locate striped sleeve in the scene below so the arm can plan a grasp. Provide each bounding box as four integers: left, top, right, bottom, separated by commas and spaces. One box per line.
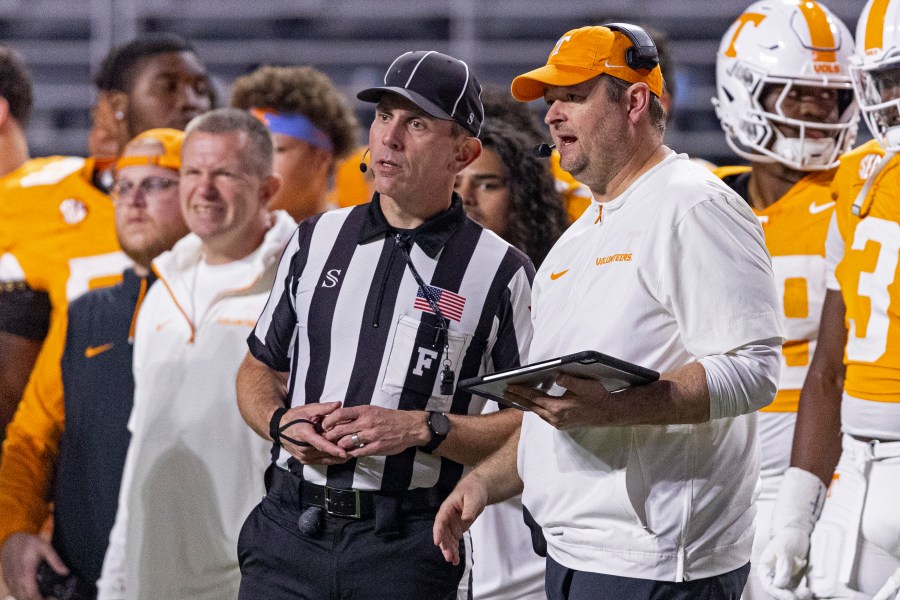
488, 254, 535, 372
247, 226, 308, 372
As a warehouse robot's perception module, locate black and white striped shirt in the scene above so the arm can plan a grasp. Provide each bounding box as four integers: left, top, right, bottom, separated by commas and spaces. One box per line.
249, 195, 534, 493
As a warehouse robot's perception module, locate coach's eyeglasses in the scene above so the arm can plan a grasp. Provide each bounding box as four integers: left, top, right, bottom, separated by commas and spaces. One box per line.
111, 176, 179, 202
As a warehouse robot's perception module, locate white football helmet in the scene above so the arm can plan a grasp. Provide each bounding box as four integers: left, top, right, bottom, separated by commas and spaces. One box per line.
852, 0, 900, 152
713, 0, 859, 170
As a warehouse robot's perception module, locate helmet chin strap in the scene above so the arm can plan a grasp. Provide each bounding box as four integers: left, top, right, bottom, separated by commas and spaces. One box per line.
771, 136, 836, 170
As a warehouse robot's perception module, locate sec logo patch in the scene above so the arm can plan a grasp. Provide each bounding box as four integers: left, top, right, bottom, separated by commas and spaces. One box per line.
59, 198, 87, 224
859, 154, 882, 180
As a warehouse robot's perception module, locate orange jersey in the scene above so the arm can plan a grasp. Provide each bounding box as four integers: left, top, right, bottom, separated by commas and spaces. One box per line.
0, 157, 129, 544
548, 151, 593, 222
716, 165, 836, 412
830, 140, 900, 403
0, 156, 129, 308
328, 146, 374, 208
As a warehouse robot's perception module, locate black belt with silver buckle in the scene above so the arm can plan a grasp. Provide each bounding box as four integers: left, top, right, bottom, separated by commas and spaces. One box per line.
268, 468, 447, 520
301, 481, 375, 519
298, 480, 447, 520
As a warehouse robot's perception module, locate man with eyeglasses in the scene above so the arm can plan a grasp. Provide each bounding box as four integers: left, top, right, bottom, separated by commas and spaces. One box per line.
0, 129, 188, 600
0, 33, 213, 455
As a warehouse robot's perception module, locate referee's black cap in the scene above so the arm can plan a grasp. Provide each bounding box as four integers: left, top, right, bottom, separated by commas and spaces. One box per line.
358, 50, 484, 137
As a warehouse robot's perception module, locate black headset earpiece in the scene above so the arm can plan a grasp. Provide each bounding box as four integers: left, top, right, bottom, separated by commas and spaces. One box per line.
602, 23, 659, 71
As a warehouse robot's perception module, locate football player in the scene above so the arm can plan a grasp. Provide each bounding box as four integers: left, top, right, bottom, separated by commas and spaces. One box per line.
710, 2, 859, 599
0, 46, 31, 179
0, 128, 188, 600
89, 32, 213, 162
759, 0, 900, 598
0, 32, 212, 445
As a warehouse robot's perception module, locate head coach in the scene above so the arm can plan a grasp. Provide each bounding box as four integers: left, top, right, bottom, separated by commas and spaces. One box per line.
434, 24, 785, 599
235, 50, 535, 600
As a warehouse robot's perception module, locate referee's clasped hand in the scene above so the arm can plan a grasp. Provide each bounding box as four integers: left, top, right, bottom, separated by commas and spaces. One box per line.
278, 402, 350, 465
321, 405, 430, 458
506, 374, 612, 430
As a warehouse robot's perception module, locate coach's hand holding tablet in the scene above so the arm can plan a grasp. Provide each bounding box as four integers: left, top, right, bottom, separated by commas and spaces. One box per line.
506, 374, 633, 429
460, 350, 659, 428
515, 363, 662, 428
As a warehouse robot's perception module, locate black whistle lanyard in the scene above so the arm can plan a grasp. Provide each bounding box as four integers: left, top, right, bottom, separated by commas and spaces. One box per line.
394, 234, 456, 396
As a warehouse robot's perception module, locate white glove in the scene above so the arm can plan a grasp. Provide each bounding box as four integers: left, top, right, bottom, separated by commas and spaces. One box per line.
873, 566, 900, 600
758, 467, 826, 600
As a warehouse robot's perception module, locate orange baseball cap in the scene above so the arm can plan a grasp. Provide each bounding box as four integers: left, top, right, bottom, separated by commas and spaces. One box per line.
115, 128, 184, 171
511, 25, 665, 101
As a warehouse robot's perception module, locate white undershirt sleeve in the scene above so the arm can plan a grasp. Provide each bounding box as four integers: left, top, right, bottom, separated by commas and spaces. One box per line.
824, 212, 843, 291
700, 336, 782, 419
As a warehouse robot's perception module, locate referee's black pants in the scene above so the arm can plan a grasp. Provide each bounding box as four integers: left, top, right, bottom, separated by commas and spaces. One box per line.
546, 556, 750, 600
237, 469, 465, 600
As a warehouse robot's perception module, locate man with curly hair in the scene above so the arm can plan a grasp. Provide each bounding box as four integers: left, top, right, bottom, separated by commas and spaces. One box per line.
231, 65, 358, 222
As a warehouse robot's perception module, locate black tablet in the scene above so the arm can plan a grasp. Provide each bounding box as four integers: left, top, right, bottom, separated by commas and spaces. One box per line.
458, 350, 659, 410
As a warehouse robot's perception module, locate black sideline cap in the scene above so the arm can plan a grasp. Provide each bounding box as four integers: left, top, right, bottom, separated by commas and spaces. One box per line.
357, 50, 484, 137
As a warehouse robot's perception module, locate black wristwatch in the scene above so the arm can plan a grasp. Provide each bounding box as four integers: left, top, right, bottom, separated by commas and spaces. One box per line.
420, 411, 451, 454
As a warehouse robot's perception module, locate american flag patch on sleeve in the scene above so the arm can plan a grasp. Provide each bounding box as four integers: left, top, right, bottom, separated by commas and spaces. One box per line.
414, 285, 466, 322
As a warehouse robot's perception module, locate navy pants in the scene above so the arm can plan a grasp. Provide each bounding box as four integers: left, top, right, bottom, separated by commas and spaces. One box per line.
237, 478, 464, 600
546, 556, 751, 600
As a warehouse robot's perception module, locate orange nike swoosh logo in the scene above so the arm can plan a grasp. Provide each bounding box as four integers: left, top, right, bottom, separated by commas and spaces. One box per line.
84, 343, 114, 358
550, 269, 569, 280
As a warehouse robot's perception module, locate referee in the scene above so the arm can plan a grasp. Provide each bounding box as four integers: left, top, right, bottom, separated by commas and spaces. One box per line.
235, 50, 535, 600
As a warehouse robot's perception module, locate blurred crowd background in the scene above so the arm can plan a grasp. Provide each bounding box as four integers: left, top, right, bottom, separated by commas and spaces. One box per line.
0, 0, 866, 166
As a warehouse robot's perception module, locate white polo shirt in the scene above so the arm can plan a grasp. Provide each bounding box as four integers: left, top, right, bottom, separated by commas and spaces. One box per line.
519, 153, 783, 582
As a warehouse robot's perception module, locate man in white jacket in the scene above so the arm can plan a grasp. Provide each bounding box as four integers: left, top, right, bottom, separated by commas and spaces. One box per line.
97, 108, 296, 600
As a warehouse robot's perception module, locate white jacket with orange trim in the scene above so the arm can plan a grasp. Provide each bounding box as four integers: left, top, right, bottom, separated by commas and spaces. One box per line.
97, 210, 296, 600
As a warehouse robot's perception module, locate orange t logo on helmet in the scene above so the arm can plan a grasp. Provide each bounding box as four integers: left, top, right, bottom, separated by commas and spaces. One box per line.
724, 13, 766, 58
864, 0, 891, 53
797, 1, 837, 63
